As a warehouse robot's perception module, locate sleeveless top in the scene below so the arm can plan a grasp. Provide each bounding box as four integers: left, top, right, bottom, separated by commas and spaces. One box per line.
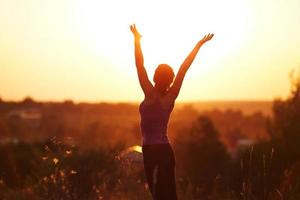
139, 94, 175, 145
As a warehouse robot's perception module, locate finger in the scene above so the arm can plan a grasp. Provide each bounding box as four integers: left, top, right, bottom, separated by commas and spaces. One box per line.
206, 34, 212, 40
204, 34, 209, 40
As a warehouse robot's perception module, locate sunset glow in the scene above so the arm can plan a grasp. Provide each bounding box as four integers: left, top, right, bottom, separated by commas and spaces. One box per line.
0, 0, 299, 102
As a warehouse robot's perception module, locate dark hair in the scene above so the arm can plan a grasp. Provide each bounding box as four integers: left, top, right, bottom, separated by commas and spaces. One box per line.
153, 64, 175, 94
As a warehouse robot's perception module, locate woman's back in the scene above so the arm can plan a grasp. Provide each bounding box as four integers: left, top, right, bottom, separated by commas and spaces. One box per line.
139, 91, 175, 145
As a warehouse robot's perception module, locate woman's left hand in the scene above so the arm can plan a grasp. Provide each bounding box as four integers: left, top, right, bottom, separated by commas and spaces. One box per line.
130, 24, 142, 40
199, 33, 214, 45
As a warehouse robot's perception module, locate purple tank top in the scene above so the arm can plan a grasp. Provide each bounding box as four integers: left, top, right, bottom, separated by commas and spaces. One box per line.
139, 96, 174, 145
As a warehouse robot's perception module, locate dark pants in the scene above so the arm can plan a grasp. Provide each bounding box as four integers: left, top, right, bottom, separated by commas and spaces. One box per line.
142, 143, 177, 200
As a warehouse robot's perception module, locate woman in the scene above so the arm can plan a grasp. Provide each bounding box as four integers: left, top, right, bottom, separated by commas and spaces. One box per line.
130, 24, 213, 200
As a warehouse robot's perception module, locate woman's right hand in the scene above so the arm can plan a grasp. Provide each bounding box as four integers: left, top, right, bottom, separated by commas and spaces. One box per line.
130, 24, 142, 40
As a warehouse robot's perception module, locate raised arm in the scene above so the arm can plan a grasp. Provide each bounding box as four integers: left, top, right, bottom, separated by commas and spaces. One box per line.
169, 33, 214, 98
130, 24, 153, 97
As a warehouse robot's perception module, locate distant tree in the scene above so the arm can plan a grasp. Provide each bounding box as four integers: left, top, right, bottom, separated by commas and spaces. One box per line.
269, 69, 300, 164
22, 96, 35, 103
226, 69, 300, 199
21, 96, 36, 108
63, 100, 74, 105
246, 69, 300, 199
174, 115, 230, 196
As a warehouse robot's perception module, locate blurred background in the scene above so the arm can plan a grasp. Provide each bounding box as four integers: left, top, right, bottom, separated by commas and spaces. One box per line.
0, 0, 300, 199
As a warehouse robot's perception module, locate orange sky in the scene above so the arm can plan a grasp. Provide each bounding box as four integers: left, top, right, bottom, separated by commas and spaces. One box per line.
0, 0, 299, 102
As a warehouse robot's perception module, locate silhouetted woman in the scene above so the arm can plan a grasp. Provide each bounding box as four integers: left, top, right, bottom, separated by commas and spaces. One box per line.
130, 24, 214, 200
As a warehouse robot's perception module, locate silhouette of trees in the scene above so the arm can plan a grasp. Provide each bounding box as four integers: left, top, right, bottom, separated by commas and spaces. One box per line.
264, 70, 300, 198
269, 70, 300, 163
21, 97, 36, 108
175, 115, 230, 197
233, 69, 300, 199
1, 71, 300, 198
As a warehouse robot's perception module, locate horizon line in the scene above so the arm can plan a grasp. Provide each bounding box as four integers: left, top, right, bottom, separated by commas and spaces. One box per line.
0, 96, 277, 104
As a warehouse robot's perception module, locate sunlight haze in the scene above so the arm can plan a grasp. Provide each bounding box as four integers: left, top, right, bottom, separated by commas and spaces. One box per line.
0, 0, 299, 102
